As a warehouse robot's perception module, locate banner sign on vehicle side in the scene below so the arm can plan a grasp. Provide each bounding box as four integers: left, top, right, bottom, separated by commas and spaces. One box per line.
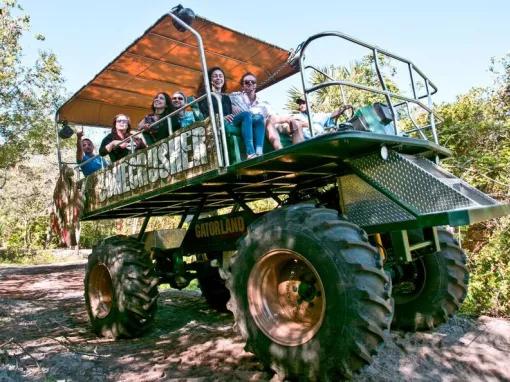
84, 121, 219, 213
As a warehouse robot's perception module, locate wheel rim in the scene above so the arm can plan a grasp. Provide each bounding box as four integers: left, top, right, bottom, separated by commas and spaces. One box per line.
88, 263, 114, 319
392, 257, 427, 304
247, 249, 326, 346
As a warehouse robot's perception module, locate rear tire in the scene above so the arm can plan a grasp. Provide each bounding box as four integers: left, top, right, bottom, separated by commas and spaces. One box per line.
84, 235, 159, 339
225, 205, 392, 380
391, 229, 469, 331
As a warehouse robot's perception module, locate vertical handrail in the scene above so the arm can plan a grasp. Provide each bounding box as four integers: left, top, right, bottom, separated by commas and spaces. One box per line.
54, 113, 63, 176
373, 48, 399, 135
405, 101, 427, 139
167, 11, 224, 168
425, 79, 439, 144
299, 54, 315, 138
408, 63, 417, 100
130, 136, 135, 154
211, 92, 230, 167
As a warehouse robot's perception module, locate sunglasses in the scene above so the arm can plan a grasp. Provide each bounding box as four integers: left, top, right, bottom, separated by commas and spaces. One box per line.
243, 80, 256, 85
172, 97, 184, 101
116, 119, 129, 123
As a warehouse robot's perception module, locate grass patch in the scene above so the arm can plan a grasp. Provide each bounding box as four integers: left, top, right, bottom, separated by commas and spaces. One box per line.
0, 248, 85, 266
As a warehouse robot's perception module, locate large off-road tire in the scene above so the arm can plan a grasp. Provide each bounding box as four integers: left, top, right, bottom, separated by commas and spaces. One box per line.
84, 235, 159, 339
197, 254, 230, 312
224, 205, 392, 380
391, 228, 469, 331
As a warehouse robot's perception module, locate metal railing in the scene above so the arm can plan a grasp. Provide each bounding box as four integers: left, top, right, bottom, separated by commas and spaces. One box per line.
69, 92, 229, 180
295, 31, 440, 144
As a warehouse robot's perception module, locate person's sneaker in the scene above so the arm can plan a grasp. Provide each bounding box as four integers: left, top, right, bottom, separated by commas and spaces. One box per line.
246, 153, 257, 159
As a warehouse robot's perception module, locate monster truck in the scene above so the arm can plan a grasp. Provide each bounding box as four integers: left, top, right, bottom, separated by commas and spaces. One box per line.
51, 5, 509, 380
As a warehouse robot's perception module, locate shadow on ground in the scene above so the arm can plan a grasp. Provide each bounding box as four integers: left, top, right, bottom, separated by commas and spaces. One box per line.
1, 262, 509, 381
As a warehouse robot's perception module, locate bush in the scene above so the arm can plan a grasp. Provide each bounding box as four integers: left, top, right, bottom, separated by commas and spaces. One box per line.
462, 216, 510, 317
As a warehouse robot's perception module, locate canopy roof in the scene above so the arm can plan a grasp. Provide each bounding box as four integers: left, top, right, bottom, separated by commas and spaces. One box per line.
57, 12, 297, 128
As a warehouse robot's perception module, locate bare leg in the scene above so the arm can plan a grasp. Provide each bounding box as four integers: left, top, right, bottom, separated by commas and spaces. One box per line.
266, 115, 283, 150
289, 120, 305, 144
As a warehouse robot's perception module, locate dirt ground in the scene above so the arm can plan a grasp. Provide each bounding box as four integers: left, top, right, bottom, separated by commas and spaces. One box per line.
1, 261, 510, 382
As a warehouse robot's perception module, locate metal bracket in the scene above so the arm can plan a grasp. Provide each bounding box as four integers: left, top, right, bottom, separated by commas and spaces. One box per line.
227, 190, 254, 215
137, 211, 152, 241
390, 230, 413, 263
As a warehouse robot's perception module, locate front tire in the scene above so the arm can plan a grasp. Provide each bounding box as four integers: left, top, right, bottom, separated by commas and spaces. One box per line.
225, 205, 392, 380
391, 229, 469, 331
84, 235, 159, 339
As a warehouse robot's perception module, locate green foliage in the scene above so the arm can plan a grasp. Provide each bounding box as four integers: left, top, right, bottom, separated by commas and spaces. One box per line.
437, 88, 510, 199
0, 248, 57, 265
0, 0, 65, 171
437, 53, 510, 318
0, 154, 60, 249
461, 217, 510, 317
79, 220, 118, 248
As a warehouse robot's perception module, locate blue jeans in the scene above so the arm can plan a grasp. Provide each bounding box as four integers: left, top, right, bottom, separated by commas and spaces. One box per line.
233, 111, 265, 156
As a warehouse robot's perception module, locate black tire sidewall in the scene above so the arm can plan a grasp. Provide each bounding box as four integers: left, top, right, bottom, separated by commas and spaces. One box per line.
84, 235, 158, 338
392, 229, 468, 330
233, 224, 357, 376
84, 245, 122, 336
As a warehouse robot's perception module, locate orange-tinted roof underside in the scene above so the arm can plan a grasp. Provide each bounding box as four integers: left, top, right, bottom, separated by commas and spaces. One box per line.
58, 14, 297, 128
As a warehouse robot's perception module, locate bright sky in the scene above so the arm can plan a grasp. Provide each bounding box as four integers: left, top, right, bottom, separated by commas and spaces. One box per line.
21, 0, 510, 121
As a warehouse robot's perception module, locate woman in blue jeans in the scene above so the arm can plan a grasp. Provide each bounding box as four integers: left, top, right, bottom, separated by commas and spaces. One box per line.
230, 72, 269, 159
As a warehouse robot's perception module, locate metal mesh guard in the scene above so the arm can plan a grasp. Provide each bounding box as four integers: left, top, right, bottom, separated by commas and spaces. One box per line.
339, 174, 415, 227
350, 151, 473, 214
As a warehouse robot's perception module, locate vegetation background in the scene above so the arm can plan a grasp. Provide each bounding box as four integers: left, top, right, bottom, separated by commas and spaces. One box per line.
1, 1, 509, 317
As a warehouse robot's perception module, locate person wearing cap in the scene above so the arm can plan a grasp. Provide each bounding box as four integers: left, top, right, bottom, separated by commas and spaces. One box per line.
292, 97, 341, 139
76, 126, 107, 176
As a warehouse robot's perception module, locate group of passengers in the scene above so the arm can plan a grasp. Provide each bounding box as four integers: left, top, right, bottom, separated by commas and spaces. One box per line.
76, 66, 346, 175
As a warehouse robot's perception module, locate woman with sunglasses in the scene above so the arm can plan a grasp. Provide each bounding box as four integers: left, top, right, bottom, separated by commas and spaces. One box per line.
99, 114, 145, 162
138, 92, 181, 145
229, 72, 269, 159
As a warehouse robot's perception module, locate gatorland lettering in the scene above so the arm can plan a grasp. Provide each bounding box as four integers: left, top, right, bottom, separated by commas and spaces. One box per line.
195, 216, 246, 238
97, 126, 207, 202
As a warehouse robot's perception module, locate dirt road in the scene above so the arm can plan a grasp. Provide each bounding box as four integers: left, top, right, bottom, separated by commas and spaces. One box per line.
1, 262, 510, 381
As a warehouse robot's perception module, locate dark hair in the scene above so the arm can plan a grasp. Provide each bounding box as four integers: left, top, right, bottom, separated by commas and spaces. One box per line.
151, 92, 173, 115
240, 72, 256, 85
196, 66, 228, 95
112, 114, 132, 139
